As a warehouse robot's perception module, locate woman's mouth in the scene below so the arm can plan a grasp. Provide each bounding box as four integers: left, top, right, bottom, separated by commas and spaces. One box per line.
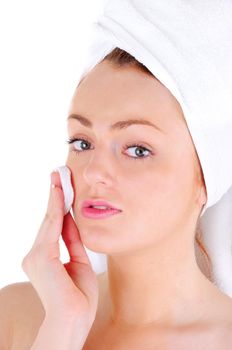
81, 206, 122, 219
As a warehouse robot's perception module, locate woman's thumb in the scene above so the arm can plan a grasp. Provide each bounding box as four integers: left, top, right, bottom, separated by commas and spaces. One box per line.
61, 212, 98, 302
61, 212, 91, 266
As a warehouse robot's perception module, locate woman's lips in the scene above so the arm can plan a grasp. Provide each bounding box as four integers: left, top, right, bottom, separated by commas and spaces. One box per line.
82, 199, 121, 210
81, 206, 122, 219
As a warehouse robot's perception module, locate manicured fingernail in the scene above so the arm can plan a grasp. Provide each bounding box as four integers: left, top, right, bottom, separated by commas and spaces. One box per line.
50, 172, 57, 188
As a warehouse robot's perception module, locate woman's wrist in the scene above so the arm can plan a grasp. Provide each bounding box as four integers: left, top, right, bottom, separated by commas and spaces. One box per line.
30, 314, 91, 350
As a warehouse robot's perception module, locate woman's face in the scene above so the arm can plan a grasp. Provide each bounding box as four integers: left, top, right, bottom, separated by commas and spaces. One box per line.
65, 60, 206, 254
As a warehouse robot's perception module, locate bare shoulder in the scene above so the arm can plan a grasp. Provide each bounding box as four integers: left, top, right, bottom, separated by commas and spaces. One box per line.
0, 283, 15, 349
0, 281, 45, 350
0, 273, 106, 350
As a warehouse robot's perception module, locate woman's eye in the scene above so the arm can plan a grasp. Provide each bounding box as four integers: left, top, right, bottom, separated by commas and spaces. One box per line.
66, 138, 152, 160
123, 143, 151, 160
71, 139, 91, 152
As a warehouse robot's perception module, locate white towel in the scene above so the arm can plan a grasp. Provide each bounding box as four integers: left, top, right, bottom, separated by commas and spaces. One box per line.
67, 0, 232, 296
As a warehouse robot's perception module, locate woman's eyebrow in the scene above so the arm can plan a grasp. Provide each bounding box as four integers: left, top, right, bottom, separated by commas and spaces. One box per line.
67, 113, 165, 134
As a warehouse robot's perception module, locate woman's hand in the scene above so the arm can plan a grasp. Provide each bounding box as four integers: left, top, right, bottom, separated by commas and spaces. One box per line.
21, 171, 99, 329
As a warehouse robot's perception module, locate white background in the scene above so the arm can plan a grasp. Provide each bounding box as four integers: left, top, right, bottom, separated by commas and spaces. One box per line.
0, 0, 108, 289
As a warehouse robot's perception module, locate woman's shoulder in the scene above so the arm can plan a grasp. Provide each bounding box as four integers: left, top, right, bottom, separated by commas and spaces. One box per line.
0, 273, 106, 350
0, 281, 45, 350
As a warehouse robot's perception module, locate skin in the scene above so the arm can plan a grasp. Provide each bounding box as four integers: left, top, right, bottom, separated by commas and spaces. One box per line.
65, 60, 232, 346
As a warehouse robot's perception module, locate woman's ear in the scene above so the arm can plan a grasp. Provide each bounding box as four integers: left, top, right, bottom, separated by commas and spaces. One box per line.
198, 184, 207, 207
194, 157, 207, 209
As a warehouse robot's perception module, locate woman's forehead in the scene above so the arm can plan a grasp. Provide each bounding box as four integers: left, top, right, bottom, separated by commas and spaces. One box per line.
69, 62, 185, 134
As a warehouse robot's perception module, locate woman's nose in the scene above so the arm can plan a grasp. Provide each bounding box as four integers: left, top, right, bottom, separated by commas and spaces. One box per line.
82, 146, 117, 186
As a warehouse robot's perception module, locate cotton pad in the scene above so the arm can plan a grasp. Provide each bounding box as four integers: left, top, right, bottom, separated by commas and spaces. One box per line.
52, 165, 74, 215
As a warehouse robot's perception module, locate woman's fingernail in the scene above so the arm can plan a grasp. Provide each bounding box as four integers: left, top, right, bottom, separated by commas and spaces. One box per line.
50, 172, 57, 188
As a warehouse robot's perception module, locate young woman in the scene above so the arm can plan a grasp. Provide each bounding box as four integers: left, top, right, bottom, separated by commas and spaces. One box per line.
1, 0, 232, 348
